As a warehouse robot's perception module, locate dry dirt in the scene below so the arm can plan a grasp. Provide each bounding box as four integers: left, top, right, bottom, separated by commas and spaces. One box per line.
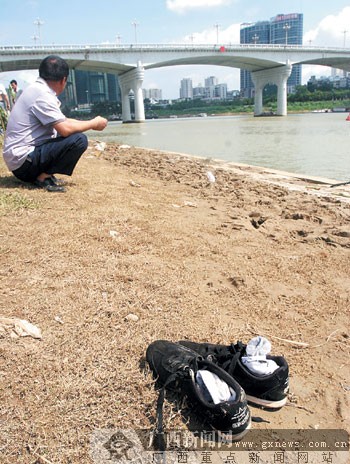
0, 140, 349, 463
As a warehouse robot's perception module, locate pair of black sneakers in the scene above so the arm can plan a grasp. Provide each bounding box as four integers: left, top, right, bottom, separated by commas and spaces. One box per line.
34, 175, 66, 192
146, 339, 289, 446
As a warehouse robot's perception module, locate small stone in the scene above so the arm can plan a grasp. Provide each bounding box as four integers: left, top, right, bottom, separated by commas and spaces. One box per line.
54, 315, 64, 324
129, 180, 141, 188
125, 313, 139, 322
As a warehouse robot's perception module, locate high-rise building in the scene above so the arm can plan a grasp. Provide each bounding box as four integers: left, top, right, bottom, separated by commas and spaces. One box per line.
61, 70, 121, 108
180, 78, 193, 99
204, 76, 218, 99
193, 84, 206, 99
213, 83, 227, 100
182, 75, 229, 101
204, 76, 218, 87
143, 88, 163, 101
240, 13, 303, 98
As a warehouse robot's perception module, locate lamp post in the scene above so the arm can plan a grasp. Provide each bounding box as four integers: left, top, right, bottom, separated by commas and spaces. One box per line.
34, 17, 44, 44
342, 30, 348, 47
86, 90, 89, 106
283, 23, 291, 45
116, 34, 122, 44
131, 20, 139, 44
214, 23, 220, 44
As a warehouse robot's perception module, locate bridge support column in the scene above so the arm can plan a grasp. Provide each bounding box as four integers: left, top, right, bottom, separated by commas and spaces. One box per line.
251, 64, 292, 116
118, 61, 145, 123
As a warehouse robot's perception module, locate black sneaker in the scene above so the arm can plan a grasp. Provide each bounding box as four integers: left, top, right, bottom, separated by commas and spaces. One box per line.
146, 340, 251, 449
34, 177, 65, 192
50, 175, 67, 186
178, 340, 289, 409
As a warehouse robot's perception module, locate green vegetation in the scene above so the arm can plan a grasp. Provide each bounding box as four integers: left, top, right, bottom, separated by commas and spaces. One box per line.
58, 84, 350, 120
0, 107, 8, 133
0, 138, 39, 215
63, 101, 122, 120
147, 98, 254, 117
149, 85, 350, 118
0, 192, 39, 215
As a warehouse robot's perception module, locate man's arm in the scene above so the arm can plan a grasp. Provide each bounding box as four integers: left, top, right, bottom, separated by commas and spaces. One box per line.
53, 116, 108, 137
1, 92, 10, 111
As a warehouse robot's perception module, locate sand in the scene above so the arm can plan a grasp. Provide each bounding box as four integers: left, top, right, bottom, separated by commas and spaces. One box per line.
0, 141, 349, 463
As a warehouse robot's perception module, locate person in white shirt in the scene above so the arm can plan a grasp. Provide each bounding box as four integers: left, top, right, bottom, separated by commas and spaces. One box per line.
0, 83, 10, 112
3, 55, 108, 192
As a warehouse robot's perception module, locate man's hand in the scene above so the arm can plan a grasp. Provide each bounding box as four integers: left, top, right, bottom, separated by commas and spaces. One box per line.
54, 116, 108, 137
92, 116, 108, 131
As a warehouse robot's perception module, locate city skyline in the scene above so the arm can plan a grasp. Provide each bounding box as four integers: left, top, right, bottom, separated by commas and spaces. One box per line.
179, 75, 230, 101
0, 1, 350, 98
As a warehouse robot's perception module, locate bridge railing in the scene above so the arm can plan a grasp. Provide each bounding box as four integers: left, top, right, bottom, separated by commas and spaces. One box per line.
1, 43, 350, 52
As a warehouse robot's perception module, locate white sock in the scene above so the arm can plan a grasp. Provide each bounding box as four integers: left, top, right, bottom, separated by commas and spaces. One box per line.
196, 369, 237, 404
241, 336, 279, 376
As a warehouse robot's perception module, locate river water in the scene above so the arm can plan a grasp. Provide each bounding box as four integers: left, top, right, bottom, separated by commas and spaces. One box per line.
90, 112, 350, 182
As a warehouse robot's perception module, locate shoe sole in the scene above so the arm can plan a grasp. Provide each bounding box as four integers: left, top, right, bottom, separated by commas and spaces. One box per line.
216, 417, 251, 442
46, 187, 66, 192
246, 394, 287, 409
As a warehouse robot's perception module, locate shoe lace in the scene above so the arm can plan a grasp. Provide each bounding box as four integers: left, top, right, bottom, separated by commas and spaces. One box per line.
154, 357, 199, 451
208, 342, 245, 376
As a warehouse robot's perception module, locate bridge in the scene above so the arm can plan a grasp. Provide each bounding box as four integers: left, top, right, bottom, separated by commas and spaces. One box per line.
1, 43, 350, 120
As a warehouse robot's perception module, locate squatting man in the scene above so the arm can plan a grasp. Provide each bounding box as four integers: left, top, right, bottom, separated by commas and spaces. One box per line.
3, 55, 108, 192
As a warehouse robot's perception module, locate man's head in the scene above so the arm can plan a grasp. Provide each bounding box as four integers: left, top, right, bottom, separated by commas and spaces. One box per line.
39, 55, 69, 82
10, 80, 18, 91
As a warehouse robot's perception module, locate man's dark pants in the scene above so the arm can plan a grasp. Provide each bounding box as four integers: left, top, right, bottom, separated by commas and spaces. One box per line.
12, 133, 88, 182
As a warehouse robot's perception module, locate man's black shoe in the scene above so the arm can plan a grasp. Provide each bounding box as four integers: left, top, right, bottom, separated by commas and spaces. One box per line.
34, 177, 65, 192
178, 340, 289, 409
50, 175, 66, 186
146, 340, 251, 449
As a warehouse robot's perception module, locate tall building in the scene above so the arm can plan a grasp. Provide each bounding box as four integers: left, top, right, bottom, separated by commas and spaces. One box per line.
143, 88, 163, 101
204, 76, 218, 87
74, 70, 121, 105
213, 83, 227, 100
180, 78, 193, 99
204, 76, 218, 99
61, 70, 121, 108
182, 75, 229, 101
240, 13, 303, 98
193, 84, 206, 99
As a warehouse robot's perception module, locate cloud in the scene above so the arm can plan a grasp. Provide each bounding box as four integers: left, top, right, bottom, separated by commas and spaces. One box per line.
166, 0, 233, 14
180, 22, 240, 44
304, 6, 350, 47
302, 6, 350, 82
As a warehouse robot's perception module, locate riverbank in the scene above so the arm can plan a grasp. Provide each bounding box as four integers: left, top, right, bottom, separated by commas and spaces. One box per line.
89, 112, 350, 182
145, 98, 350, 120
0, 142, 349, 463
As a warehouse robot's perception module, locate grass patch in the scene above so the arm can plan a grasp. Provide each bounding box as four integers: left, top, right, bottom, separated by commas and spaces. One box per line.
0, 191, 39, 215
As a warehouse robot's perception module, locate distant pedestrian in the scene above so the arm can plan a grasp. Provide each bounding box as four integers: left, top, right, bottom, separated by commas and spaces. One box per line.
9, 79, 23, 107
3, 55, 108, 192
0, 83, 10, 112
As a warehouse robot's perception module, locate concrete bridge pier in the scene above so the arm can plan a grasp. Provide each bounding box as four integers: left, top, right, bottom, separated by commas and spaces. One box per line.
251, 63, 292, 116
118, 61, 145, 122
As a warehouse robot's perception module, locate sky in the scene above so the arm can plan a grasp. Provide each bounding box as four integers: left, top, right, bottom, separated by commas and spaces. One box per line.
1, 0, 350, 99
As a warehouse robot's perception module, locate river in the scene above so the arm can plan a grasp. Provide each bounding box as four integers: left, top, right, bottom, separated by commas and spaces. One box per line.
89, 112, 350, 182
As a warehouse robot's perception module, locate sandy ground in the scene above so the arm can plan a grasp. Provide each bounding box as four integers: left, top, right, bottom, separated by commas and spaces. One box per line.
0, 141, 349, 463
